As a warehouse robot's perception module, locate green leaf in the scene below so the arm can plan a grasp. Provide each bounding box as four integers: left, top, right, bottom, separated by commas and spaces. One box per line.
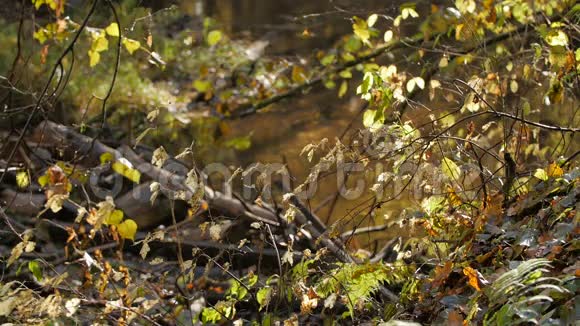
16, 171, 30, 189
363, 109, 377, 128
257, 287, 272, 311
441, 157, 461, 180
207, 30, 223, 46
117, 219, 138, 240
339, 70, 352, 79
229, 280, 248, 300
225, 135, 252, 151
28, 260, 43, 281
358, 72, 374, 94
122, 38, 141, 54
105, 22, 120, 37
338, 80, 348, 98
320, 54, 336, 66
201, 307, 222, 323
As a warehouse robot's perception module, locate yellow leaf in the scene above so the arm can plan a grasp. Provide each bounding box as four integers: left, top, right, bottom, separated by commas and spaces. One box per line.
546, 162, 563, 178
16, 171, 30, 189
112, 161, 141, 183
122, 38, 141, 54
91, 35, 109, 52
88, 50, 100, 67
207, 30, 223, 46
463, 267, 481, 291
291, 66, 306, 83
38, 174, 49, 187
105, 22, 120, 37
117, 219, 138, 240
193, 79, 212, 92
33, 29, 48, 44
100, 152, 114, 164
32, 0, 57, 10
446, 185, 463, 207
104, 209, 124, 226
534, 168, 549, 181
352, 16, 370, 44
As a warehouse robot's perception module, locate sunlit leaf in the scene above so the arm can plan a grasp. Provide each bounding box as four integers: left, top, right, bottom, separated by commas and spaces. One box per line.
367, 14, 378, 27
46, 194, 68, 213
545, 30, 568, 47
105, 22, 120, 37
28, 261, 43, 281
32, 0, 57, 10
455, 0, 476, 13
363, 109, 377, 128
224, 135, 252, 151
383, 30, 393, 42
402, 8, 419, 19
463, 267, 482, 291
16, 171, 30, 189
406, 77, 425, 93
193, 79, 212, 92
112, 161, 141, 183
352, 16, 370, 44
33, 29, 48, 44
91, 35, 108, 52
104, 209, 124, 226
441, 157, 461, 180
320, 54, 336, 66
100, 152, 114, 164
338, 80, 348, 98
38, 174, 49, 187
339, 70, 352, 79
509, 80, 518, 93
207, 30, 223, 46
122, 38, 141, 54
257, 287, 272, 311
117, 219, 138, 240
88, 50, 100, 67
533, 168, 549, 181
546, 162, 563, 178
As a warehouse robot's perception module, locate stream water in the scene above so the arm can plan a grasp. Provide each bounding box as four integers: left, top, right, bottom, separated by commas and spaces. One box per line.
183, 0, 417, 237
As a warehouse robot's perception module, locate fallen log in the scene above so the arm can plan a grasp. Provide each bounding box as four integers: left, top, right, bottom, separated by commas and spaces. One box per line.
35, 120, 280, 228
